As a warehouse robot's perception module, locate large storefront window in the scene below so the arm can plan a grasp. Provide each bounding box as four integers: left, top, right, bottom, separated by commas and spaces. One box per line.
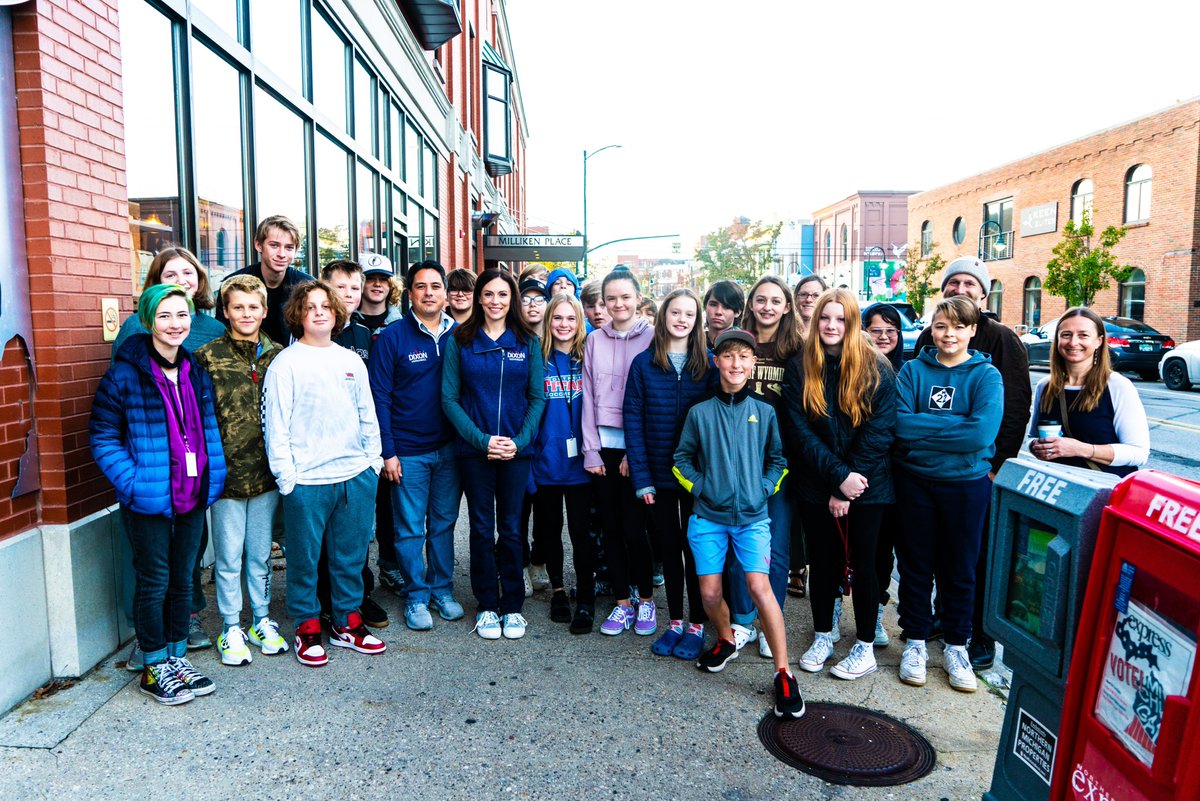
315, 133, 350, 263
357, 161, 377, 255
253, 86, 308, 273
251, 0, 302, 89
191, 42, 246, 286
311, 11, 348, 131
190, 0, 237, 41
120, 1, 182, 292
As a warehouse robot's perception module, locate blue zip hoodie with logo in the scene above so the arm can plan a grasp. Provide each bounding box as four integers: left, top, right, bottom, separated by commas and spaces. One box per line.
441, 327, 546, 457
531, 349, 588, 486
894, 347, 1004, 481
368, 311, 456, 458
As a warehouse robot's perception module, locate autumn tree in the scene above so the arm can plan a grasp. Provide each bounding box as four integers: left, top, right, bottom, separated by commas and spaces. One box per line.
1044, 209, 1132, 306
903, 241, 946, 318
694, 219, 783, 286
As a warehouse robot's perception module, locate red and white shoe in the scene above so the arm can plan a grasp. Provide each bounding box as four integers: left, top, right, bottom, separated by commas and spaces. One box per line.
330, 612, 386, 654
294, 619, 328, 667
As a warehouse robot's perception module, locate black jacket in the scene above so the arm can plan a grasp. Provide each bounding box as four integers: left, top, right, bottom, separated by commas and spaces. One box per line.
914, 312, 1030, 474
216, 262, 309, 346
781, 352, 897, 505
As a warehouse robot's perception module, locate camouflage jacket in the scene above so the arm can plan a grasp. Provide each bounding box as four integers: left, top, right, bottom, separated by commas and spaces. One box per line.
195, 331, 281, 499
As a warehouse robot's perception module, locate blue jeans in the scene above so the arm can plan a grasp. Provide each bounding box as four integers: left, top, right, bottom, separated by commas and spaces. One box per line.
458, 455, 530, 615
123, 505, 206, 664
391, 443, 461, 604
727, 478, 792, 626
282, 469, 376, 628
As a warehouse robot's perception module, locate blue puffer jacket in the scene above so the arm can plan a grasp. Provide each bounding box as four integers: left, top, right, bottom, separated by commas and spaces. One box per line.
623, 348, 715, 494
90, 334, 227, 517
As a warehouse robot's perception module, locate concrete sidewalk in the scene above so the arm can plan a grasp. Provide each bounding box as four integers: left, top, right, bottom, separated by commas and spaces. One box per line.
0, 514, 1004, 801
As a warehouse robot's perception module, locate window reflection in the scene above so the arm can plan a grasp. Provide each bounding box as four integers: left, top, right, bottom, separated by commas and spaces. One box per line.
191, 42, 246, 287
406, 120, 420, 189
357, 161, 376, 255
250, 0, 301, 89
190, 0, 238, 42
120, 0, 181, 292
424, 211, 436, 262
254, 86, 308, 274
315, 133, 350, 264
353, 58, 373, 151
378, 178, 391, 261
392, 186, 407, 268
311, 11, 347, 130
423, 143, 436, 203
378, 90, 390, 167
390, 102, 402, 178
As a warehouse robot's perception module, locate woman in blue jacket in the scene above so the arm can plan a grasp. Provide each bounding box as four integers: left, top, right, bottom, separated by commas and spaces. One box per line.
893, 295, 1003, 694
89, 284, 227, 706
531, 293, 595, 633
624, 288, 715, 660
442, 269, 545, 642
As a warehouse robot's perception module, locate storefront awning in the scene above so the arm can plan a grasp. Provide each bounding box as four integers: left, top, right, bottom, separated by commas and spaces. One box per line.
396, 0, 462, 51
484, 234, 585, 262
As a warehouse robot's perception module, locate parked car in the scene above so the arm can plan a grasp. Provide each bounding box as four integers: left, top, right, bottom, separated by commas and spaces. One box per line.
1023, 315, 1175, 381
859, 300, 921, 359
1160, 340, 1200, 391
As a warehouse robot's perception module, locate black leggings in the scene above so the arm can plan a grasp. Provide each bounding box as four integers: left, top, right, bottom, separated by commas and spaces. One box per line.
532, 483, 595, 608
594, 448, 653, 599
803, 503, 883, 644
875, 503, 899, 605
646, 488, 705, 623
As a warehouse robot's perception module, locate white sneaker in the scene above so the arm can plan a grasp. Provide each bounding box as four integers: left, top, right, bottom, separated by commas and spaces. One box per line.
899, 640, 928, 686
758, 631, 774, 659
831, 640, 878, 680
217, 625, 252, 666
473, 611, 502, 640
522, 567, 534, 598
944, 644, 978, 692
873, 604, 890, 648
831, 597, 843, 643
528, 564, 550, 591
731, 623, 758, 651
502, 613, 528, 639
798, 632, 835, 673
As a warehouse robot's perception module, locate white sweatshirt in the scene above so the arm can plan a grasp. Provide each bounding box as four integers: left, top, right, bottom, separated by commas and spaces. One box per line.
263, 342, 383, 495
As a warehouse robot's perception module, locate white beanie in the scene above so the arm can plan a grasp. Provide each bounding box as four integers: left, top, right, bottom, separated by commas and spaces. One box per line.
941, 257, 990, 296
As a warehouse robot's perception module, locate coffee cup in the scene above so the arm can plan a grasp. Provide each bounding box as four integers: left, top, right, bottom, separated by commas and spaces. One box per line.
1037, 424, 1062, 439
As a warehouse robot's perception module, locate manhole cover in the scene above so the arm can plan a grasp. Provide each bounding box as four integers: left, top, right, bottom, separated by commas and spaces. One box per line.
758, 702, 936, 786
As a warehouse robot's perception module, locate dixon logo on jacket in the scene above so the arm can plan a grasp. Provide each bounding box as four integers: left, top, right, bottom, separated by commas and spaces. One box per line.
407, 350, 429, 364
928, 385, 955, 410
506, 351, 527, 362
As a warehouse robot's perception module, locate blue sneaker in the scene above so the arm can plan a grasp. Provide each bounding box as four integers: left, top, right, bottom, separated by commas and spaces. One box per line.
672, 623, 705, 660
405, 602, 433, 631
651, 620, 684, 656
431, 594, 464, 621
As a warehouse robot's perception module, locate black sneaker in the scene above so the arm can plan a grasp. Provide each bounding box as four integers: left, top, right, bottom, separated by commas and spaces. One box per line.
139, 662, 194, 706
360, 595, 390, 629
379, 567, 407, 596
569, 606, 594, 635
697, 638, 738, 673
166, 656, 215, 697
550, 591, 572, 623
969, 636, 995, 670
774, 669, 806, 719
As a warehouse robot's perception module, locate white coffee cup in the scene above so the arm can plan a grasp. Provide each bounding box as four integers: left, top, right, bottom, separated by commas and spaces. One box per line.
1038, 423, 1062, 439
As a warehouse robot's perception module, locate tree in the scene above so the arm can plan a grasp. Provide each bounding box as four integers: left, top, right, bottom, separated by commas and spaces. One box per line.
1044, 209, 1132, 307
903, 241, 945, 318
694, 219, 782, 286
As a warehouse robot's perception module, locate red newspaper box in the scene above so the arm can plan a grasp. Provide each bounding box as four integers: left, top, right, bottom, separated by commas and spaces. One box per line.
1050, 471, 1200, 801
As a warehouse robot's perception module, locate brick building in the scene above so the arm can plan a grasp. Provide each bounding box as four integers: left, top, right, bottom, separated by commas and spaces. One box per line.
0, 0, 527, 715
811, 190, 916, 300
907, 99, 1200, 339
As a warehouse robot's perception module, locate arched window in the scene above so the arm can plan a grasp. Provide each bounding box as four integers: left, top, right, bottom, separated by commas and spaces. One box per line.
1119, 268, 1146, 321
1023, 277, 1042, 329
1125, 164, 1151, 223
920, 220, 932, 256
840, 224, 848, 261
1071, 179, 1094, 226
987, 279, 1003, 317
952, 216, 966, 245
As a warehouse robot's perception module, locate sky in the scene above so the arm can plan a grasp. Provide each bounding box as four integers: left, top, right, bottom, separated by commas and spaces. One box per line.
504, 0, 1200, 265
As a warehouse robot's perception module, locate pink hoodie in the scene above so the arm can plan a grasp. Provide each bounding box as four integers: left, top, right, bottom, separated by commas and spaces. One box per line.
581, 317, 654, 468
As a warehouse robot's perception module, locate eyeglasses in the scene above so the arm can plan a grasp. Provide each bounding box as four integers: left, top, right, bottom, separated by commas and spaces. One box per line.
868, 328, 899, 338
521, 295, 547, 306
448, 288, 472, 295
796, 292, 821, 301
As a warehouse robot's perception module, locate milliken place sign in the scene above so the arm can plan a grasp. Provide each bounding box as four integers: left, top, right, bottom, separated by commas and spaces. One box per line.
484, 234, 585, 262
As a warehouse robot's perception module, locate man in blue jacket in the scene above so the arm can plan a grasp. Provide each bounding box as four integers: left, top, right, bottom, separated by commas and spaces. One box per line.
368, 260, 464, 631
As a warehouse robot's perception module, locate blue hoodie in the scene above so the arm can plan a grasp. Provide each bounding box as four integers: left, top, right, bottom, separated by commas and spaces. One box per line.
532, 349, 588, 486
894, 347, 1004, 481
369, 311, 456, 458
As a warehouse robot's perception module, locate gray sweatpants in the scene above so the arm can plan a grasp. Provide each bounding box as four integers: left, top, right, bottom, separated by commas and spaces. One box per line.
211, 490, 280, 627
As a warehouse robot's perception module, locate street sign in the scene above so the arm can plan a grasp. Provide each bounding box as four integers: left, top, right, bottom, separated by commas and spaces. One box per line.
484, 234, 585, 261
1020, 202, 1058, 237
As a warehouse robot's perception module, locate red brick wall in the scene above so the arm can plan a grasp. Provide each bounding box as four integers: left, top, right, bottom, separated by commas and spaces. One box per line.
0, 338, 38, 538
12, 0, 130, 527
908, 101, 1200, 340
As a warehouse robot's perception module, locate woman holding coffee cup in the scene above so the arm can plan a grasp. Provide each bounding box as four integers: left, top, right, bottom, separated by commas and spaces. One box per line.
1028, 307, 1149, 477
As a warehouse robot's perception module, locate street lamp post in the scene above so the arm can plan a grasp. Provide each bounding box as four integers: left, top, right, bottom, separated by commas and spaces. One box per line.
583, 144, 622, 279
864, 245, 885, 300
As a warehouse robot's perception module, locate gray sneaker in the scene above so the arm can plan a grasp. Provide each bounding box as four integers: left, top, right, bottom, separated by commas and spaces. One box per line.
187, 614, 212, 650
873, 604, 890, 648
405, 602, 434, 631
431, 594, 465, 621
125, 640, 144, 672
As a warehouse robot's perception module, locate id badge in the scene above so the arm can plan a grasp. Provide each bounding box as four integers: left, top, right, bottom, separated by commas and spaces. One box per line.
565, 437, 578, 458
185, 451, 199, 477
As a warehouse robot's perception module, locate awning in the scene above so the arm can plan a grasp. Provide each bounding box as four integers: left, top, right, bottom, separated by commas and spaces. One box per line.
396, 0, 462, 51
482, 41, 509, 70
484, 234, 585, 262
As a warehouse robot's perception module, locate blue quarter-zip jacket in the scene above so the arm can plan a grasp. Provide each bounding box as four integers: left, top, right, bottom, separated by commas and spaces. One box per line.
531, 349, 588, 486
442, 328, 546, 457
894, 347, 1004, 481
623, 348, 715, 494
369, 311, 456, 458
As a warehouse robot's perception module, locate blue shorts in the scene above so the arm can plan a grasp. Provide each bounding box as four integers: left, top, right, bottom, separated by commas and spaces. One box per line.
687, 515, 771, 576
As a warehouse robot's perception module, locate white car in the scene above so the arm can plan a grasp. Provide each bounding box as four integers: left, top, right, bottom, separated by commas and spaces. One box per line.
1159, 340, 1200, 391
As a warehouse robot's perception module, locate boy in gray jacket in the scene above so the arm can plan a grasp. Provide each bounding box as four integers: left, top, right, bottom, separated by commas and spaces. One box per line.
672, 328, 803, 718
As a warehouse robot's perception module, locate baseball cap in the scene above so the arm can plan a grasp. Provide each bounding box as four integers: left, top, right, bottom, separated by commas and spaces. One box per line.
713, 327, 756, 353
358, 252, 394, 278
